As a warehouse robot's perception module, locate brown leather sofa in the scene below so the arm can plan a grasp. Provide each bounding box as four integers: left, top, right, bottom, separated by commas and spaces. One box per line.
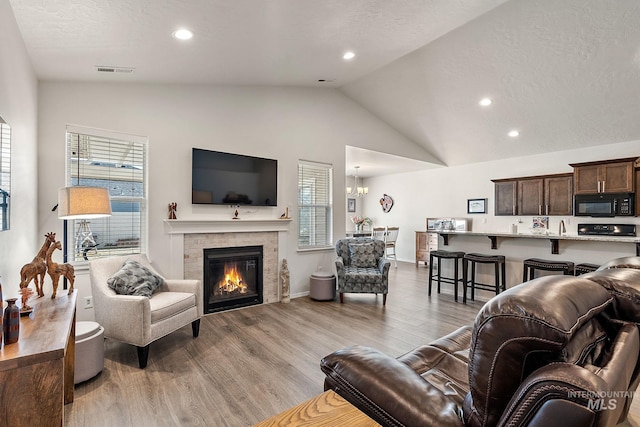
321, 257, 640, 427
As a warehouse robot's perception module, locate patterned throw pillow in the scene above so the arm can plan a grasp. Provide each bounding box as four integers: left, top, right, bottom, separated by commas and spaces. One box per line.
107, 259, 165, 298
349, 243, 377, 268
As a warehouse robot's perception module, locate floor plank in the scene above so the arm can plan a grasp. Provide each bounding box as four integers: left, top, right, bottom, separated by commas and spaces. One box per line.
65, 261, 639, 427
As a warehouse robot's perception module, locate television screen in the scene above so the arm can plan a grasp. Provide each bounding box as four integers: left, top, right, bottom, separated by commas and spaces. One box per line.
192, 148, 278, 206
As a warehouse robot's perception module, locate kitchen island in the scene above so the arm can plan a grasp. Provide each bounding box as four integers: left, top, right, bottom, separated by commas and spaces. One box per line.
436, 230, 640, 255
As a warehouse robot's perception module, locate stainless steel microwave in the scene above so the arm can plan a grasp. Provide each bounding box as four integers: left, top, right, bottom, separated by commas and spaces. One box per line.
574, 192, 635, 217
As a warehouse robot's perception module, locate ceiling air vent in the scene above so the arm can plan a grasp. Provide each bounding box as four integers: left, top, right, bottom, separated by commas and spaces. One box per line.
95, 66, 135, 74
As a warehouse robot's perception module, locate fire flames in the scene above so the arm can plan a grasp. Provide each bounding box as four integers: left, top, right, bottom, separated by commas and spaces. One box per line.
218, 263, 248, 294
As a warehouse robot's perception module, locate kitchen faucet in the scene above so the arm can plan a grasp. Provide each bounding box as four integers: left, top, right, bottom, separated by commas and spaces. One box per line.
559, 220, 566, 236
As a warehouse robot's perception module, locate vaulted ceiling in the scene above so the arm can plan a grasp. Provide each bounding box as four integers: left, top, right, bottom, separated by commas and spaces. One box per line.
9, 0, 640, 176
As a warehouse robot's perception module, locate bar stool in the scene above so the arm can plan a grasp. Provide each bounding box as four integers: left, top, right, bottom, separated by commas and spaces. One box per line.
574, 263, 599, 275
462, 253, 506, 303
428, 250, 465, 302
522, 258, 574, 282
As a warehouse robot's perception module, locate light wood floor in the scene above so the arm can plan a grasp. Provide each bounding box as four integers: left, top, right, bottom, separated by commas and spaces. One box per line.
66, 262, 639, 427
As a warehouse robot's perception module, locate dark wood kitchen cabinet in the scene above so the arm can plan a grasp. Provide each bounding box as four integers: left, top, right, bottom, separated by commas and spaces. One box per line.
517, 178, 543, 215
571, 158, 636, 194
493, 173, 573, 216
544, 173, 573, 215
493, 180, 517, 215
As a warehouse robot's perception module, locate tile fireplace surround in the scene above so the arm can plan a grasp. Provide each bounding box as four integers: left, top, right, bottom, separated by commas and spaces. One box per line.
164, 219, 291, 309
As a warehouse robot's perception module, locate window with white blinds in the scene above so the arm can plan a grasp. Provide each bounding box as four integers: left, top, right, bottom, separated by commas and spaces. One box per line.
65, 127, 147, 261
298, 160, 333, 249
0, 118, 10, 231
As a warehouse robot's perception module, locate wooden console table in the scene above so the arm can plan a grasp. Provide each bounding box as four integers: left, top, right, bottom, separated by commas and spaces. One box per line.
0, 291, 77, 426
254, 389, 380, 426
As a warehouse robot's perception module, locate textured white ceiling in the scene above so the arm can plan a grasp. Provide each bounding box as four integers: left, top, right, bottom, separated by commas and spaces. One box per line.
342, 0, 640, 167
8, 0, 507, 86
8, 0, 639, 176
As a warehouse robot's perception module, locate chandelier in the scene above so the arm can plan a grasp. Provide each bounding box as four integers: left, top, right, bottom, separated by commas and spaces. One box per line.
346, 166, 368, 197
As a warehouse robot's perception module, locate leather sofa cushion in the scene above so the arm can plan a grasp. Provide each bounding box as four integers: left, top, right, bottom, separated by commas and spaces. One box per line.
463, 275, 613, 427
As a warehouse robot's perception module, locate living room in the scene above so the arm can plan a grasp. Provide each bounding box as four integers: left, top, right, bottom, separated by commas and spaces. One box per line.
1, 0, 640, 425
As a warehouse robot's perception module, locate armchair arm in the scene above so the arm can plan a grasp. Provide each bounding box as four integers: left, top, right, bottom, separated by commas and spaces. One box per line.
377, 257, 391, 274
335, 257, 345, 281
95, 294, 151, 347
163, 279, 203, 317
321, 345, 464, 427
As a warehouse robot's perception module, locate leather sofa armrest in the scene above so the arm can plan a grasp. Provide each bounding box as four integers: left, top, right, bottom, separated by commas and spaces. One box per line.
321, 345, 464, 427
496, 363, 615, 427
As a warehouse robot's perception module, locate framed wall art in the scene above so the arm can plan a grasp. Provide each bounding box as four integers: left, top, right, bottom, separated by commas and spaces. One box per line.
467, 198, 486, 214
347, 198, 356, 212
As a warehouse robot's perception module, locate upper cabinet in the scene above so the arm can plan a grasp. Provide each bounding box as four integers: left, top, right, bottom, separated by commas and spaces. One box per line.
494, 180, 517, 216
570, 158, 636, 194
544, 174, 574, 215
492, 173, 573, 216
517, 178, 543, 215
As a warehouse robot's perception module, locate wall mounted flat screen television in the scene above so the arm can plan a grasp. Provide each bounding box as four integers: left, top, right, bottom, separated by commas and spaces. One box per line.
192, 148, 278, 206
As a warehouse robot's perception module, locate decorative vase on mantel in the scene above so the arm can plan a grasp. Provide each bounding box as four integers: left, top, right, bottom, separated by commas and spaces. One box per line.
355, 224, 362, 234
3, 298, 19, 345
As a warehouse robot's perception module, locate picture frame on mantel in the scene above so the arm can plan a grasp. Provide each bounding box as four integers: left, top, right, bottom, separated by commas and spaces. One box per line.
467, 198, 487, 214
347, 198, 356, 213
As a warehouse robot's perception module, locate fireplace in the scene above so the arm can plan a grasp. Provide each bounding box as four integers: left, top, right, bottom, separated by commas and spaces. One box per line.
203, 245, 263, 313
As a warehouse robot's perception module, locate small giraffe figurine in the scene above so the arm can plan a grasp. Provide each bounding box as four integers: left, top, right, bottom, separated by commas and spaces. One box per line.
19, 232, 56, 297
45, 241, 75, 299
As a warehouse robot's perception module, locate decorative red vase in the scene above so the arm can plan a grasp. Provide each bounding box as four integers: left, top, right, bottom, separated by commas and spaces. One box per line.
3, 298, 19, 345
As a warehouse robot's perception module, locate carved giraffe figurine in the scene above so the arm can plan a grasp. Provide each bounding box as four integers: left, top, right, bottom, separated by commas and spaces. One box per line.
45, 241, 75, 299
19, 232, 56, 297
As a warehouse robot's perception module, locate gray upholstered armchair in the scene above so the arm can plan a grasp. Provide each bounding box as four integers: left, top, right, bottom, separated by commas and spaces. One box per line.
89, 254, 202, 368
335, 238, 390, 305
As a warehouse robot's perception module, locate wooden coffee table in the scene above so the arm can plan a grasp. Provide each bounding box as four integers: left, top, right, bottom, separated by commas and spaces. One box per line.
255, 389, 380, 426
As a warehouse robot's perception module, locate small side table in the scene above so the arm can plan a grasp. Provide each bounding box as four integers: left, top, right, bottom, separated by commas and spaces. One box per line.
310, 272, 336, 301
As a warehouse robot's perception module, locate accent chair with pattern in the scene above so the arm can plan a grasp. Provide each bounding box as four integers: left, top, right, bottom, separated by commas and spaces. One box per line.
335, 238, 391, 305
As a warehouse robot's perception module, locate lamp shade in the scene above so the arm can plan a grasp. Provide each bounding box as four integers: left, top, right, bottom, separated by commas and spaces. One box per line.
58, 187, 112, 219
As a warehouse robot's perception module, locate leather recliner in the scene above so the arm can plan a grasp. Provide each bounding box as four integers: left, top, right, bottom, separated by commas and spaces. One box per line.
321, 257, 640, 427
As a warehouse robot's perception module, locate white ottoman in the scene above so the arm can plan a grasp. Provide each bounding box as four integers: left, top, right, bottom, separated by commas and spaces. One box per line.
309, 272, 336, 301
75, 321, 105, 384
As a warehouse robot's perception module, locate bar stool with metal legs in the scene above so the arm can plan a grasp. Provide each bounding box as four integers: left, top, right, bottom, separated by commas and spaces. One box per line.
522, 258, 574, 282
428, 250, 465, 302
462, 253, 506, 303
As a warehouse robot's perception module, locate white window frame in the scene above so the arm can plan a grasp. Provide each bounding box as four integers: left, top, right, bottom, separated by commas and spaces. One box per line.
0, 118, 10, 231
298, 160, 333, 251
64, 125, 148, 262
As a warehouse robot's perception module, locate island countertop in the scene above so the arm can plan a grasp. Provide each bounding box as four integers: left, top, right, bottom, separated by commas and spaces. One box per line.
433, 230, 640, 255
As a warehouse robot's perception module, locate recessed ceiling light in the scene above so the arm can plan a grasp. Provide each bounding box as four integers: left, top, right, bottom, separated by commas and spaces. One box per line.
479, 98, 493, 106
343, 51, 355, 60
173, 29, 193, 40
508, 130, 520, 137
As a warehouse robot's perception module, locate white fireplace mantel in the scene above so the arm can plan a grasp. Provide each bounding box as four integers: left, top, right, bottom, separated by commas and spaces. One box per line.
163, 218, 292, 235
